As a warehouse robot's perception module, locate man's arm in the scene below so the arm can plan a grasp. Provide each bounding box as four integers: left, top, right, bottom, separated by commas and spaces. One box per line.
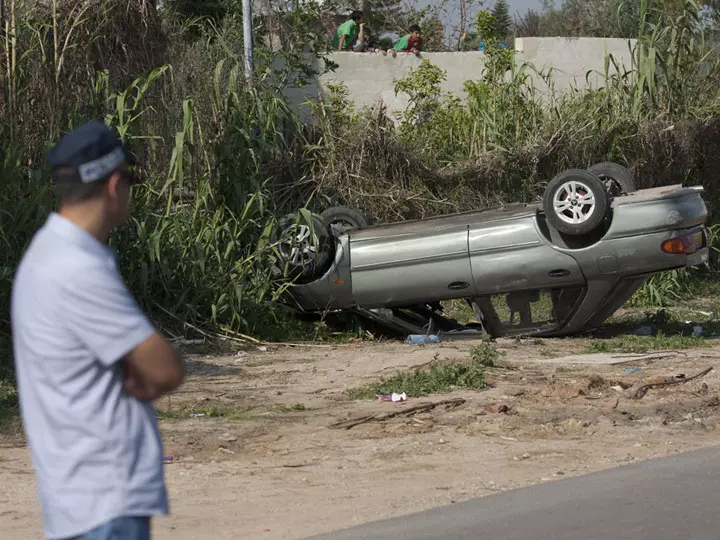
62, 264, 184, 401
123, 332, 183, 400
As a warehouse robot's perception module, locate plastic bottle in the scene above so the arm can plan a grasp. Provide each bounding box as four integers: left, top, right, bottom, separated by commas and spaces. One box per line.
376, 392, 407, 402
407, 334, 443, 345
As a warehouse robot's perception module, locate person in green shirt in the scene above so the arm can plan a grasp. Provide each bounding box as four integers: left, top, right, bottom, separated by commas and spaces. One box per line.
390, 25, 424, 57
333, 11, 365, 52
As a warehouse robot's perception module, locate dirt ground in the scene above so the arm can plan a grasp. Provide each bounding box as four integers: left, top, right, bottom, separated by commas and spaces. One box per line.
2, 335, 720, 540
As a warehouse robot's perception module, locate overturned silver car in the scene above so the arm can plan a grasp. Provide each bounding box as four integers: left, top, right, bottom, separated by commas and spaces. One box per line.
273, 163, 709, 338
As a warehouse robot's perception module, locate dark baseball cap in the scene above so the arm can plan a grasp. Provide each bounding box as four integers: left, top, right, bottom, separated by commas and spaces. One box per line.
48, 120, 141, 184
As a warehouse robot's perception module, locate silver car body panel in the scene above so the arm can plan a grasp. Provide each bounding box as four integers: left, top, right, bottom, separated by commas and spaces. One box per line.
286, 185, 709, 337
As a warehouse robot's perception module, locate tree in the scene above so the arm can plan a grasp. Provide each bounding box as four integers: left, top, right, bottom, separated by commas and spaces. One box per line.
421, 16, 446, 51
167, 0, 227, 22
514, 9, 541, 37
513, 0, 713, 39
360, 0, 406, 35
491, 0, 512, 41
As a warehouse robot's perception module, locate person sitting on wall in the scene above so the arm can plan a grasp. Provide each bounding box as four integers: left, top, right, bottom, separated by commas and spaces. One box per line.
389, 24, 424, 57
333, 10, 366, 52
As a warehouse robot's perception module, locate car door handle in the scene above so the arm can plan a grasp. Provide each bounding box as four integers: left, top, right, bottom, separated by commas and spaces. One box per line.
448, 281, 470, 290
548, 269, 571, 278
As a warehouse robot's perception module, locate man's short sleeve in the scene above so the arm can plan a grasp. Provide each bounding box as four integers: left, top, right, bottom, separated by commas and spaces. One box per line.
62, 263, 155, 366
340, 20, 356, 38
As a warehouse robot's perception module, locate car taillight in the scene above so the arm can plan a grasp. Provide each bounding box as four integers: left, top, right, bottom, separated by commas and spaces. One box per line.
661, 232, 701, 254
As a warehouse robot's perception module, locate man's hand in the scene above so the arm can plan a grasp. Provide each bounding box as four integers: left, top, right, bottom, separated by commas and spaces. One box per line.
123, 360, 154, 400
410, 47, 419, 54
122, 332, 184, 401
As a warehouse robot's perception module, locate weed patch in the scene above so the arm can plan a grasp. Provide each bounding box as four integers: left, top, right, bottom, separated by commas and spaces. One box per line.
275, 403, 307, 413
157, 405, 250, 421
347, 358, 489, 400
585, 333, 708, 354
470, 343, 506, 367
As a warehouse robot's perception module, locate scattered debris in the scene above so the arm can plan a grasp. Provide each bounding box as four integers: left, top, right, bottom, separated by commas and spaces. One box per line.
220, 433, 238, 443
588, 375, 608, 390
218, 447, 235, 454
632, 367, 713, 400
624, 368, 642, 375
190, 413, 206, 418
377, 392, 407, 402
407, 334, 443, 345
281, 461, 319, 469
704, 396, 720, 407
175, 339, 205, 346
163, 456, 174, 464
483, 404, 510, 414
329, 398, 466, 430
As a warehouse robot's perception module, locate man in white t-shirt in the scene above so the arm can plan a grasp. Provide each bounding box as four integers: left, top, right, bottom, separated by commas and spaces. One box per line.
11, 120, 184, 540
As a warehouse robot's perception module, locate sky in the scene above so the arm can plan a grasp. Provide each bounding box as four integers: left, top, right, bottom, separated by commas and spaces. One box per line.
415, 0, 549, 30
416, 0, 551, 44
505, 0, 544, 17
418, 0, 548, 17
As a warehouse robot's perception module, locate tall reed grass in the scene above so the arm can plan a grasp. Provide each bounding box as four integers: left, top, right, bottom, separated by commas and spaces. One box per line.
1, 0, 719, 377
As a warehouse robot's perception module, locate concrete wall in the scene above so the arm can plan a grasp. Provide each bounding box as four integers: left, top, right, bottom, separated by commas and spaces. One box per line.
281, 37, 637, 119
515, 37, 636, 94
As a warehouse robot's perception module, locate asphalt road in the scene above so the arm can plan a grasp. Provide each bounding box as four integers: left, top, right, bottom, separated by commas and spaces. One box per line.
307, 445, 720, 540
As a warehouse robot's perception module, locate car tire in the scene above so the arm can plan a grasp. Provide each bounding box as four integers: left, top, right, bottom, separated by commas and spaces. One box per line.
544, 169, 609, 236
588, 162, 636, 196
272, 212, 333, 281
320, 206, 370, 238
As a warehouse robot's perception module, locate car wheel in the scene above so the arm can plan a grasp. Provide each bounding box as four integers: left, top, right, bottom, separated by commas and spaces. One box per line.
588, 162, 636, 197
544, 169, 609, 236
320, 206, 369, 238
272, 212, 333, 281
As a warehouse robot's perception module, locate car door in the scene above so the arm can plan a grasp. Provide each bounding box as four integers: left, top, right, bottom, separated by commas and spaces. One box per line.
468, 215, 586, 295
349, 217, 475, 308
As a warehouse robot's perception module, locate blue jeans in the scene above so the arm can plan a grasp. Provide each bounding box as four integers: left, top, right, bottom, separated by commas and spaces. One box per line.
65, 517, 150, 540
